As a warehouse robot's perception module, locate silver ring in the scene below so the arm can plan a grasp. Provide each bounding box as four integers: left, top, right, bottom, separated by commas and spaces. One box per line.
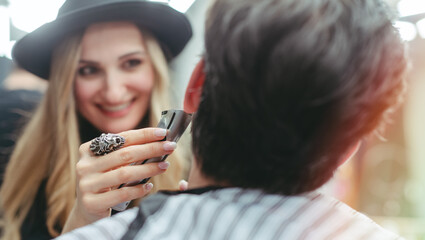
90, 133, 125, 156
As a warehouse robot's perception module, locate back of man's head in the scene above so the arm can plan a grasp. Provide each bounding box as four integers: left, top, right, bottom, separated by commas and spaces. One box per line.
192, 0, 407, 195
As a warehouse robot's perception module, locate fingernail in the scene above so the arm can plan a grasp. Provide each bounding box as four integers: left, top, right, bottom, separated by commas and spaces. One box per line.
158, 161, 170, 170
163, 142, 177, 151
179, 180, 188, 191
145, 183, 153, 191
155, 129, 167, 137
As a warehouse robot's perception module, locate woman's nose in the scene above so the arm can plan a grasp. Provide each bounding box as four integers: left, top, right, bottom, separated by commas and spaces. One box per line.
101, 70, 126, 103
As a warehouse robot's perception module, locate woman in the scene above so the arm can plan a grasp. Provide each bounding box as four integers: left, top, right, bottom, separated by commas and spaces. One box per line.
0, 0, 192, 239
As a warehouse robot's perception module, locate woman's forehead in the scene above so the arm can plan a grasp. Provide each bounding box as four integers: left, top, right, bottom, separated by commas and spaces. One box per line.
80, 21, 147, 61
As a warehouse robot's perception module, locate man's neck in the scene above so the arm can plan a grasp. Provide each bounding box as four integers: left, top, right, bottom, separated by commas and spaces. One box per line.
187, 159, 224, 189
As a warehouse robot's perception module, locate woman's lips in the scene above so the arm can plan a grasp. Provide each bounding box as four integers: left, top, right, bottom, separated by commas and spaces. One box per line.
98, 100, 133, 118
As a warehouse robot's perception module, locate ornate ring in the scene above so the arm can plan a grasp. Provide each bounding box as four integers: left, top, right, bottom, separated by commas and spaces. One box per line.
90, 133, 125, 156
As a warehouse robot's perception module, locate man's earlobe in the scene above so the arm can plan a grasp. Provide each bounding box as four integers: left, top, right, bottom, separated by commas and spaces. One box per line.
184, 59, 206, 113
338, 141, 361, 167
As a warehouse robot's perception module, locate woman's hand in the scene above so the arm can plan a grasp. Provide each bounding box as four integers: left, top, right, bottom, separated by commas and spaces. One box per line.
62, 128, 176, 233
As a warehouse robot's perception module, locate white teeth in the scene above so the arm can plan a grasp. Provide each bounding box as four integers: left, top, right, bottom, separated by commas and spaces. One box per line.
101, 102, 131, 112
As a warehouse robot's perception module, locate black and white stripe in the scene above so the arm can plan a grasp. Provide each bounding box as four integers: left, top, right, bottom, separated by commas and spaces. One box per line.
56, 189, 404, 240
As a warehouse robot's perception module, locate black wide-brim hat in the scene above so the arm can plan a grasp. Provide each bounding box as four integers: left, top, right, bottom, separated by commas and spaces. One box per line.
12, 0, 193, 80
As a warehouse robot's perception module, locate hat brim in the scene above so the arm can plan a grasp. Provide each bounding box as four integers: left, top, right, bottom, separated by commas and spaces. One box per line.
12, 1, 192, 80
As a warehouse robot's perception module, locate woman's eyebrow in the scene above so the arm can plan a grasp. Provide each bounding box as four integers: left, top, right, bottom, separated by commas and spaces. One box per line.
78, 59, 99, 65
119, 51, 147, 59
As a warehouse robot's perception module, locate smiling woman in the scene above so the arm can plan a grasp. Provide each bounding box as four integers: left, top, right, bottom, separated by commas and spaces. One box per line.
74, 22, 156, 134
0, 0, 192, 239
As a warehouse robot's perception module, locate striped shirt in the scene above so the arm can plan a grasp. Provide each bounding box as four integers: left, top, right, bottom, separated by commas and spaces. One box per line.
56, 188, 404, 240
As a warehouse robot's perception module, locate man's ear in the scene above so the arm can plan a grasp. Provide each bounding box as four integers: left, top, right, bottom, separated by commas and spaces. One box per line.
338, 141, 361, 167
184, 59, 205, 113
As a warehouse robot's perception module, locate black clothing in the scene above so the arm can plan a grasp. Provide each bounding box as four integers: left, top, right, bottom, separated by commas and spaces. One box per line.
20, 180, 51, 240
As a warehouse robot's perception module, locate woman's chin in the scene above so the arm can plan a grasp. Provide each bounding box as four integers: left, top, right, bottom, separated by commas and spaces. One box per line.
97, 120, 139, 134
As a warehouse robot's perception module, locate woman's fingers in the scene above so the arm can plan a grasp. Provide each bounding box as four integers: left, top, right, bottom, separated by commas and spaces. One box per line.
79, 161, 170, 193
74, 127, 176, 216
79, 127, 168, 157
83, 141, 176, 173
179, 180, 188, 191
78, 127, 175, 173
119, 127, 168, 147
81, 183, 154, 215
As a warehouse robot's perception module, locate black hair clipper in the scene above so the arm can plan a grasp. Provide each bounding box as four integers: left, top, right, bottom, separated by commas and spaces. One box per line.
112, 110, 192, 211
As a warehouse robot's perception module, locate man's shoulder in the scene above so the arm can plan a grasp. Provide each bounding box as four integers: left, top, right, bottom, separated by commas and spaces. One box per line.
55, 189, 404, 240
56, 208, 139, 240
296, 192, 404, 240
140, 189, 404, 239
136, 189, 404, 240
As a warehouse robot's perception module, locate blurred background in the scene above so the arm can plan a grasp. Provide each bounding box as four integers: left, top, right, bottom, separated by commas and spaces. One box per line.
332, 1, 425, 239
1, 0, 425, 239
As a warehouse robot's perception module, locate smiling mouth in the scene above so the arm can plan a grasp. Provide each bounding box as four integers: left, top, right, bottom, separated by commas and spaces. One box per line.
100, 101, 132, 112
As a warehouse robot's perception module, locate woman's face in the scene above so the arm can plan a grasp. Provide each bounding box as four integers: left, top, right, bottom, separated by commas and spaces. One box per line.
75, 22, 155, 133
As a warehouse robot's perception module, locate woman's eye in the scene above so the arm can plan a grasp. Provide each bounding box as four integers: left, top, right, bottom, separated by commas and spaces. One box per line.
78, 66, 99, 76
123, 59, 142, 69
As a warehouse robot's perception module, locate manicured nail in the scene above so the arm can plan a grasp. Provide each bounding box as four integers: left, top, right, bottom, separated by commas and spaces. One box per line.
163, 142, 177, 151
145, 183, 153, 191
158, 161, 170, 170
179, 180, 188, 191
155, 129, 167, 137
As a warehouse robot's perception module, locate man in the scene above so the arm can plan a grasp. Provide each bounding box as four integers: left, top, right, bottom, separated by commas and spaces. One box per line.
57, 0, 407, 239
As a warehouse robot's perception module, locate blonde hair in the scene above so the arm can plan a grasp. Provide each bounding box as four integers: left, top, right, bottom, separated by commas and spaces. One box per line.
0, 26, 185, 239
